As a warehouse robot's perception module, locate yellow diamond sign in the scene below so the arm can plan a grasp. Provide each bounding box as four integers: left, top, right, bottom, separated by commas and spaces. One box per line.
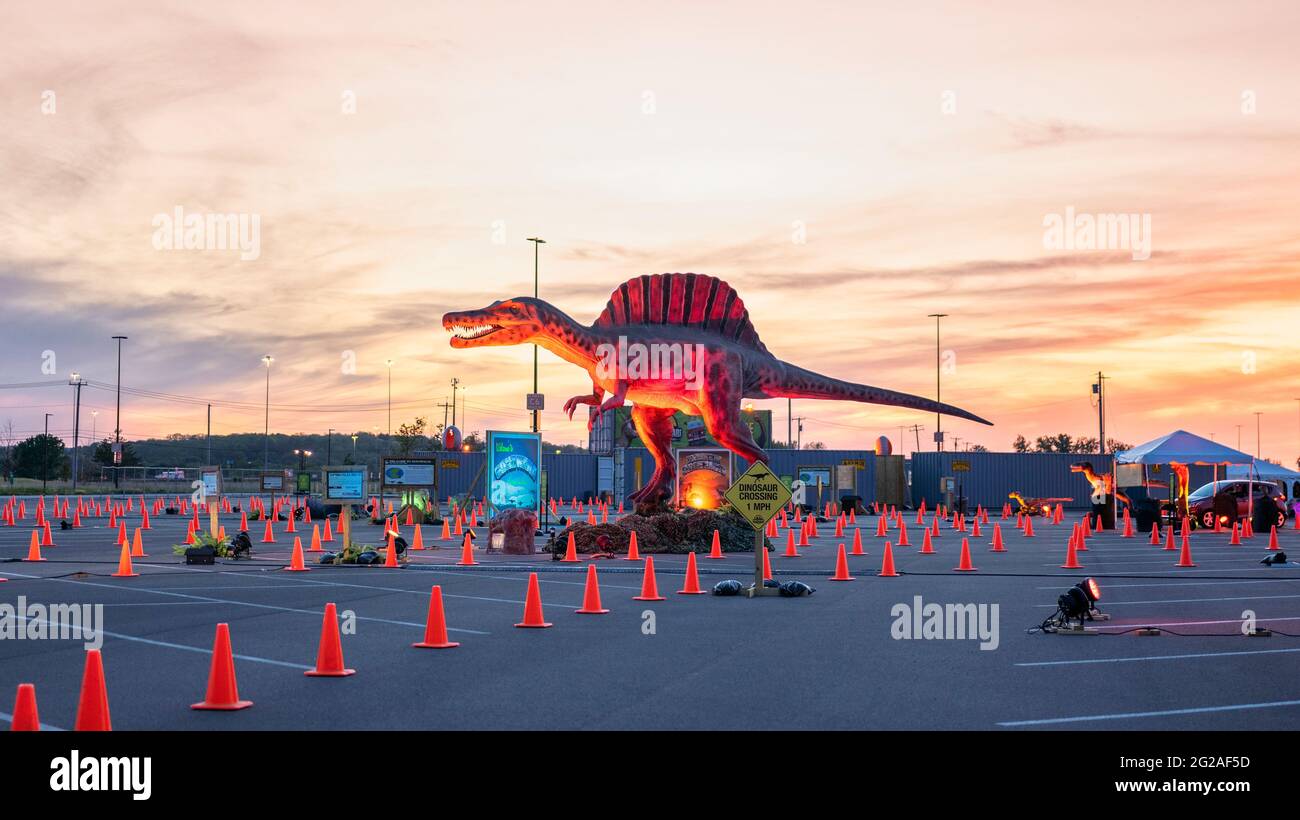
724, 461, 792, 530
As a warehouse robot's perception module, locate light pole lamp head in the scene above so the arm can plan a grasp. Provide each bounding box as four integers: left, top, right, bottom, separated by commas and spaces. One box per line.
262, 355, 274, 367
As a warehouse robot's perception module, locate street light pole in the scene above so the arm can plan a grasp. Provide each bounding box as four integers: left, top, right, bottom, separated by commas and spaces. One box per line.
527, 237, 545, 434
262, 355, 274, 470
327, 428, 334, 466
1254, 411, 1263, 459
385, 359, 394, 444
927, 314, 947, 452
112, 335, 127, 488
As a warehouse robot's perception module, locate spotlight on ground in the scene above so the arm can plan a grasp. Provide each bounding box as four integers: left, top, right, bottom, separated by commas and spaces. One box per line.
1040, 578, 1108, 634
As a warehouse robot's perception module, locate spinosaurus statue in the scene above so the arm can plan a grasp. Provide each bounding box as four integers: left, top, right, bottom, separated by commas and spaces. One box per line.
444, 273, 992, 511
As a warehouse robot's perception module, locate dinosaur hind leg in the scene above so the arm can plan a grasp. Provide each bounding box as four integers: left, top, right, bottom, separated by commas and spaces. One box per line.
627, 405, 677, 511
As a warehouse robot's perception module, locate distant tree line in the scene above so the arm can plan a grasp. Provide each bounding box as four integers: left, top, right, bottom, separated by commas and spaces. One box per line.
1011, 434, 1131, 454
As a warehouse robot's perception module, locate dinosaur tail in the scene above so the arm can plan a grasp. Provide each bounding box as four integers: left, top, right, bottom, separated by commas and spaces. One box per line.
769, 361, 993, 426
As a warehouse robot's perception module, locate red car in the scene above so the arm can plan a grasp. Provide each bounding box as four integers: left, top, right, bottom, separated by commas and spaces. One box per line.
1187, 480, 1286, 530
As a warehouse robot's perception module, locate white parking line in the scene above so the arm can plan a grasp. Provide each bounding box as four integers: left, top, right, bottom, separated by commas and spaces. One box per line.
998, 698, 1300, 726
0, 571, 490, 635
0, 710, 66, 731
1036, 593, 1300, 607
1016, 647, 1300, 666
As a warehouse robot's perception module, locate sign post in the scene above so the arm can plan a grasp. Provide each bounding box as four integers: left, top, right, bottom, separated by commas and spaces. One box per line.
724, 461, 792, 598
322, 466, 367, 550
200, 467, 222, 537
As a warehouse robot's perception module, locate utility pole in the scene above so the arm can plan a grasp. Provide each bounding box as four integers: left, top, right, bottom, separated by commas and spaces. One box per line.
788, 399, 793, 448
1236, 424, 1243, 451
437, 401, 453, 434
1254, 411, 1263, 459
908, 424, 924, 453
927, 314, 947, 451
206, 403, 212, 464
527, 237, 545, 434
69, 373, 84, 491
112, 335, 127, 488
326, 429, 334, 466
450, 378, 460, 428
1093, 372, 1107, 453
43, 413, 52, 494
794, 417, 806, 450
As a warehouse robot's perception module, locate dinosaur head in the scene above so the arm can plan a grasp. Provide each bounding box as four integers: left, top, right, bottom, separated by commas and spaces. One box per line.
442, 298, 545, 348
1069, 462, 1092, 474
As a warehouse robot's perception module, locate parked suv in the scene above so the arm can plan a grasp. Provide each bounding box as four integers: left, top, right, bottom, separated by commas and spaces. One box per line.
1187, 480, 1286, 530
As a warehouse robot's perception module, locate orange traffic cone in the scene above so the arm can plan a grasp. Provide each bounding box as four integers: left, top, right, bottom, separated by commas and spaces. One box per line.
829, 543, 855, 581
323, 517, 335, 543
310, 525, 323, 552
41, 520, 54, 547
954, 537, 976, 572
850, 528, 865, 556
413, 586, 460, 647
1176, 535, 1197, 567
440, 519, 451, 540
625, 531, 641, 561
456, 534, 476, 566
261, 520, 275, 543
25, 530, 45, 562
111, 543, 138, 578
878, 541, 898, 577
130, 528, 147, 558
515, 573, 552, 627
561, 531, 578, 562
1024, 516, 1035, 538
239, 511, 248, 531
74, 649, 112, 731
678, 551, 706, 594
896, 522, 909, 546
783, 529, 799, 557
191, 624, 253, 710
762, 545, 773, 580
285, 537, 309, 572
10, 683, 39, 731
1229, 521, 1242, 545
1150, 520, 1161, 545
410, 526, 425, 551
1122, 511, 1134, 538
1268, 525, 1280, 551
920, 528, 935, 554
634, 555, 665, 601
990, 523, 1005, 552
1061, 532, 1083, 569
305, 603, 356, 675
971, 518, 982, 538
1164, 527, 1177, 551
384, 531, 400, 568
709, 529, 724, 559
576, 565, 610, 613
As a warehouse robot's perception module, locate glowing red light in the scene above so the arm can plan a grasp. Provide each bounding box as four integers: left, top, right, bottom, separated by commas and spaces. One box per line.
1085, 578, 1101, 601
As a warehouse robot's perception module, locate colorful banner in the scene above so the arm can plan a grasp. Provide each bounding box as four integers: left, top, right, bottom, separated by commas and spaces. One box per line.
675, 447, 733, 510
486, 431, 542, 514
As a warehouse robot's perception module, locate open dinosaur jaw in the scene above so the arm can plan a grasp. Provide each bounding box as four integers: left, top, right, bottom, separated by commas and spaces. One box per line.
447, 322, 504, 342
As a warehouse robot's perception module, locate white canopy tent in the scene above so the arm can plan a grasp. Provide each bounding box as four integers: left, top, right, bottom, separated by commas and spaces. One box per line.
1113, 430, 1256, 523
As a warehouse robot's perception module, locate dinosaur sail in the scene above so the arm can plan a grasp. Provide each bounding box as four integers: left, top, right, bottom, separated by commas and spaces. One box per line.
594, 273, 768, 352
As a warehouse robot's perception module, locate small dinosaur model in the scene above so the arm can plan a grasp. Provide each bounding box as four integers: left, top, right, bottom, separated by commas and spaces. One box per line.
444, 273, 991, 510
1008, 491, 1072, 517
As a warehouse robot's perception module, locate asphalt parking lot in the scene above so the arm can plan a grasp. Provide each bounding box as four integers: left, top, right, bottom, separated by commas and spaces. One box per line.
2, 496, 1299, 730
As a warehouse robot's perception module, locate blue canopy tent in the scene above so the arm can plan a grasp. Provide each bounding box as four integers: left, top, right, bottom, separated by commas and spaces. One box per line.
1114, 430, 1256, 523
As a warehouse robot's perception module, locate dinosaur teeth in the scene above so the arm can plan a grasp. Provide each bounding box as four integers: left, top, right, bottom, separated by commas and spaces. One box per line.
450, 323, 501, 339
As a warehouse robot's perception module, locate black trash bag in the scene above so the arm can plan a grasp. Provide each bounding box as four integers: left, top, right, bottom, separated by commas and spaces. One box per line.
59, 519, 71, 530
355, 550, 380, 565
778, 580, 816, 597
1261, 551, 1288, 565
712, 579, 744, 596
318, 552, 338, 564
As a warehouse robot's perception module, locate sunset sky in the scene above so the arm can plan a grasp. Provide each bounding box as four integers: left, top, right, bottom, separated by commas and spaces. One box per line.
3, 1, 1299, 461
